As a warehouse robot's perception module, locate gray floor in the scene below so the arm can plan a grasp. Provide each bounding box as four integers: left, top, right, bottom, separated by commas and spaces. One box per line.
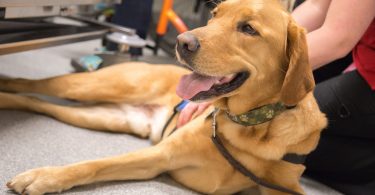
0, 40, 342, 195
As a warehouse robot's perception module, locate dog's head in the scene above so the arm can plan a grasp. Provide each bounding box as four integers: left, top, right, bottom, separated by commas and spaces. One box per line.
176, 0, 314, 114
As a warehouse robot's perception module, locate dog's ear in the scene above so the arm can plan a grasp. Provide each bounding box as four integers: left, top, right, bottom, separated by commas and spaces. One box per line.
280, 18, 315, 106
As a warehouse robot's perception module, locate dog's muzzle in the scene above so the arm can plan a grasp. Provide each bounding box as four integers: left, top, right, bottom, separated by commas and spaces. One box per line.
176, 32, 200, 65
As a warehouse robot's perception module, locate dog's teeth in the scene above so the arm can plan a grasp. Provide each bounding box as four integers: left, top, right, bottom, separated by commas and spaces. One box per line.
215, 78, 223, 84
227, 74, 235, 79
213, 74, 236, 86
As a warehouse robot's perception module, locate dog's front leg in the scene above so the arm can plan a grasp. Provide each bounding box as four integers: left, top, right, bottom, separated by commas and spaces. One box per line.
7, 144, 174, 195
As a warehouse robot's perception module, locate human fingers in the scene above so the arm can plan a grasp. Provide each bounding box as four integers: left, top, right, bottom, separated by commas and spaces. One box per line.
177, 102, 199, 128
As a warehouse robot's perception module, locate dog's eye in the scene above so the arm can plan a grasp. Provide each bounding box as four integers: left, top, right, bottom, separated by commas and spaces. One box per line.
211, 11, 217, 17
240, 24, 258, 35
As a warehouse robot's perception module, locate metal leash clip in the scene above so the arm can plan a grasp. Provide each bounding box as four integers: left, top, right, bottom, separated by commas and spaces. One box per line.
212, 108, 219, 138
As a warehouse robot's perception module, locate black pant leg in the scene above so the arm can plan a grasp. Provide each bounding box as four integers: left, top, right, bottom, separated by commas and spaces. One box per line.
313, 53, 352, 83
304, 71, 375, 195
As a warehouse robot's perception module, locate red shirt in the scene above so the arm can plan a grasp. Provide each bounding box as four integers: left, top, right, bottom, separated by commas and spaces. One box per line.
353, 18, 375, 89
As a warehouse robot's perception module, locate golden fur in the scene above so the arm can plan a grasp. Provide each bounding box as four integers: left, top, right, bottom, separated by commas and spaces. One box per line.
2, 0, 326, 194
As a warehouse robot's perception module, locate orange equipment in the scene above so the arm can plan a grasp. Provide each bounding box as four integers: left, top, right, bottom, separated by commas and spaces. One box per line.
154, 0, 188, 54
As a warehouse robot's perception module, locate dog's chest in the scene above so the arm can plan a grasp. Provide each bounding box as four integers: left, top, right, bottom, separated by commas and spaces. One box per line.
117, 103, 170, 140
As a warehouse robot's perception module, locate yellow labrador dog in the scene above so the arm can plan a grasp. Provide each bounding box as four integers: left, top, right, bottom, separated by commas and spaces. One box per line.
2, 0, 327, 194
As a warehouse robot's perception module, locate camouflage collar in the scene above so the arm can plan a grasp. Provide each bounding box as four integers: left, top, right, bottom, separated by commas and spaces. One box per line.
225, 102, 287, 126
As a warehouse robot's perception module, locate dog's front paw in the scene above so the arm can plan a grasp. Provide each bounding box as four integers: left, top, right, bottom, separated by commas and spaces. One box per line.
6, 167, 74, 195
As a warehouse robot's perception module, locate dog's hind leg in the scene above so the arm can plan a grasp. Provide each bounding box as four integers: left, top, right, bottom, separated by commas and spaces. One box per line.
0, 91, 167, 137
0, 63, 188, 104
6, 141, 182, 195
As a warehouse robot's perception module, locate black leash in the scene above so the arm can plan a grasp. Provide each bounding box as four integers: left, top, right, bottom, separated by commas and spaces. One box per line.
161, 102, 305, 195
161, 100, 189, 138
210, 109, 304, 195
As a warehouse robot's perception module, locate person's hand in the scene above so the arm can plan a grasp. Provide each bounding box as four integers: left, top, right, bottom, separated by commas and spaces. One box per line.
177, 102, 212, 128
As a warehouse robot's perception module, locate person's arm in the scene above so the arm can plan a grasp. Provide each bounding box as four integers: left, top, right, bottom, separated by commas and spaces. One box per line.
292, 0, 332, 32
304, 0, 375, 69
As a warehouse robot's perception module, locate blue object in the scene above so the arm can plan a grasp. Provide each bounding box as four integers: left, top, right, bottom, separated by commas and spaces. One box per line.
176, 100, 189, 112
78, 55, 103, 71
95, 2, 107, 11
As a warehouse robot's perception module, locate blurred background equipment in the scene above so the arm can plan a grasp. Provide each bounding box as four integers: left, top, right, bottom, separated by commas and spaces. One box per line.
150, 0, 215, 56
0, 0, 221, 71
0, 0, 137, 55
0, 0, 121, 19
105, 0, 153, 57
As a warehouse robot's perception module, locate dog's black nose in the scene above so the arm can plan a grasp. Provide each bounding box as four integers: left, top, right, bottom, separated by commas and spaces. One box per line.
177, 32, 200, 54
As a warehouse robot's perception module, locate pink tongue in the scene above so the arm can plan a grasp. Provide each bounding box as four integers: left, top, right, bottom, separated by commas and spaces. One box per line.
176, 73, 218, 100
